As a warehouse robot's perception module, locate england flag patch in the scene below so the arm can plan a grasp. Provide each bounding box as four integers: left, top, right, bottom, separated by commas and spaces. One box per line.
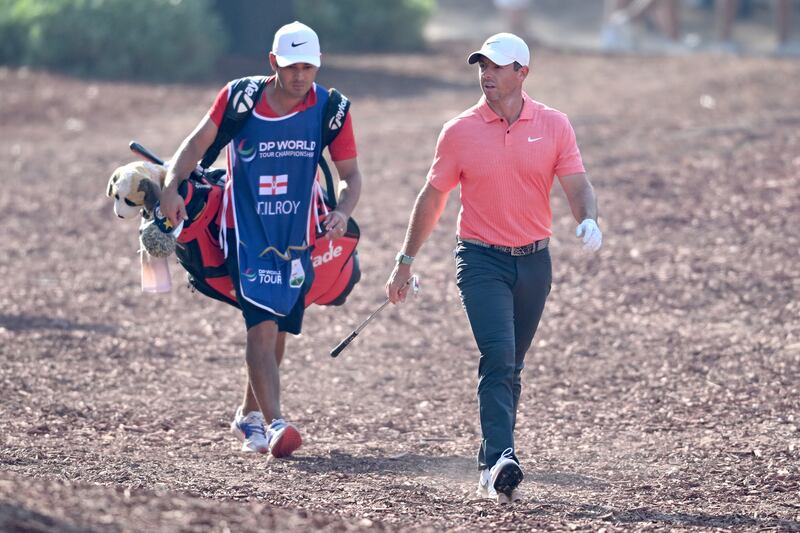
259, 175, 288, 196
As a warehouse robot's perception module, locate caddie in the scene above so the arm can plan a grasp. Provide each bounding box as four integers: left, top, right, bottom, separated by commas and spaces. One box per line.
160, 21, 363, 458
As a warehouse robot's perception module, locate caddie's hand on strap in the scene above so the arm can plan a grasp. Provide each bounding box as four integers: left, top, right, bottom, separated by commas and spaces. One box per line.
575, 218, 602, 252
160, 185, 188, 228
324, 210, 349, 238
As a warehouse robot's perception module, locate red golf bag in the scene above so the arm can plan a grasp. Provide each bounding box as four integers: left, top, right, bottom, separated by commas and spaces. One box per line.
171, 165, 360, 310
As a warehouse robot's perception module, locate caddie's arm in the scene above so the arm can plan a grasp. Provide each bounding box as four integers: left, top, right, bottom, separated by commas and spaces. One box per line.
161, 115, 219, 227
324, 157, 363, 237
558, 172, 603, 252
386, 181, 449, 304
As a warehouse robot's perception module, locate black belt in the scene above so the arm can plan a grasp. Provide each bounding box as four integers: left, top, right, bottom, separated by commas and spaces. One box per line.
460, 237, 549, 256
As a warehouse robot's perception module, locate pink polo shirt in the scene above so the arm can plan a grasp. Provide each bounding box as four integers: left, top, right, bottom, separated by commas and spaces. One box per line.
428, 92, 585, 247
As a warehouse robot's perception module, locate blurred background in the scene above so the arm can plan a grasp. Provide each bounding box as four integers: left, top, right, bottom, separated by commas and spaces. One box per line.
0, 0, 796, 83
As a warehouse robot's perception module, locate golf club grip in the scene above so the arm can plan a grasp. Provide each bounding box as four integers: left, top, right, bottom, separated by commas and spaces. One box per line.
330, 331, 358, 358
129, 141, 165, 166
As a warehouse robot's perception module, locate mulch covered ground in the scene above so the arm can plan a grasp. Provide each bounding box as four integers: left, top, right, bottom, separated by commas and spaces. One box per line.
1, 45, 799, 531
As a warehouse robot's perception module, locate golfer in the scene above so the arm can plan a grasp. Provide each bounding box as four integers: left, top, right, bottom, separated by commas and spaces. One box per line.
385, 33, 602, 503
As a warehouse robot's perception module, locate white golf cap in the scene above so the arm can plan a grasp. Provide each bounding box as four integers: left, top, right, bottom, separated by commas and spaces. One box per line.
272, 21, 321, 67
467, 33, 530, 67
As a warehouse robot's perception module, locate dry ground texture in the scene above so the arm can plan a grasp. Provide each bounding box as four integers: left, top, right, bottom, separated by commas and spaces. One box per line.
1, 44, 799, 532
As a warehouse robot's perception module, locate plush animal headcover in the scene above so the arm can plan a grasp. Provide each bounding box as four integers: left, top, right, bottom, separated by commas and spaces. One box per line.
106, 161, 166, 218
106, 160, 175, 258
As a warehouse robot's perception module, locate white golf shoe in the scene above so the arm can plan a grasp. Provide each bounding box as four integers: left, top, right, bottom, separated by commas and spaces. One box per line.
477, 448, 524, 503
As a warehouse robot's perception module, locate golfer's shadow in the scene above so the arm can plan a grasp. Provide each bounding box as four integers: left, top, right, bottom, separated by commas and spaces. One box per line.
288, 453, 619, 487
289, 451, 474, 482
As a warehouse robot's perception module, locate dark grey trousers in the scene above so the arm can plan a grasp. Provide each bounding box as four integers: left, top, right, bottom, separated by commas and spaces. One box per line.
454, 240, 552, 470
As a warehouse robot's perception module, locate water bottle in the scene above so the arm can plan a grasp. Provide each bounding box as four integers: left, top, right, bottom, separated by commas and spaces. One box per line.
140, 250, 172, 293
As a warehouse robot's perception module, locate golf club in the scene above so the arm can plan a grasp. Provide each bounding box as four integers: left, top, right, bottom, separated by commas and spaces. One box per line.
330, 275, 420, 358
129, 141, 165, 166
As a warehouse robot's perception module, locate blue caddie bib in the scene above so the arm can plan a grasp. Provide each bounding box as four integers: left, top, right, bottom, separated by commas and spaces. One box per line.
227, 84, 328, 315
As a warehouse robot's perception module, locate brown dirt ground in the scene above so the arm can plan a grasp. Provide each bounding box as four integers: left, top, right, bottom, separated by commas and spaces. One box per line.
1, 44, 799, 532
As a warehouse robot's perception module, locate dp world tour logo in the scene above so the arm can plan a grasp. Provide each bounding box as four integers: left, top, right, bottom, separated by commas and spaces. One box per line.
237, 139, 256, 163
242, 268, 257, 282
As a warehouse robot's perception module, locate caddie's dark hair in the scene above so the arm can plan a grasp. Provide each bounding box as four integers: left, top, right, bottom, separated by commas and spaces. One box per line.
513, 62, 523, 71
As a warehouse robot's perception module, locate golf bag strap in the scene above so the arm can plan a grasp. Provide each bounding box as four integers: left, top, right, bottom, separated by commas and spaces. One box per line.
319, 88, 350, 209
322, 89, 350, 150
199, 76, 268, 169
200, 77, 351, 208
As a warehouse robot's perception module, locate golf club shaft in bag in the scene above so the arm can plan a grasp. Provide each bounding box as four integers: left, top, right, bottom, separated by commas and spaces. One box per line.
130, 141, 204, 181
129, 141, 165, 166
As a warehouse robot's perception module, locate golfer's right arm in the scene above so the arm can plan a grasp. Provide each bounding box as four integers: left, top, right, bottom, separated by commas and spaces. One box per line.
386, 182, 449, 304
160, 115, 219, 226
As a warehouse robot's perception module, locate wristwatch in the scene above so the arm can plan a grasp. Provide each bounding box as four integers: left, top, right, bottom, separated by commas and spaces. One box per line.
395, 252, 414, 265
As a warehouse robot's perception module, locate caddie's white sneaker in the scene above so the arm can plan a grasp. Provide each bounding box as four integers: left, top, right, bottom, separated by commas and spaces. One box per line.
489, 448, 524, 499
266, 418, 302, 458
230, 407, 269, 454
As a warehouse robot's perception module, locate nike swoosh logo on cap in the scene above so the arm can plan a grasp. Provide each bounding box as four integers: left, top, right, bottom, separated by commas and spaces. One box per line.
291, 41, 307, 47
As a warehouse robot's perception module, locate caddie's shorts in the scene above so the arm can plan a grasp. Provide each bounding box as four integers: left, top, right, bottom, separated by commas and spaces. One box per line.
225, 231, 312, 333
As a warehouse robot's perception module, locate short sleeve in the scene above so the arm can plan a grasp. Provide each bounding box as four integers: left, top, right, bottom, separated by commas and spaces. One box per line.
554, 117, 585, 177
207, 86, 229, 127
329, 112, 357, 161
426, 126, 461, 192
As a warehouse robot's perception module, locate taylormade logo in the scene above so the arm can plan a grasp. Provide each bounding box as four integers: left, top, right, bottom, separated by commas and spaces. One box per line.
312, 243, 343, 267
328, 96, 348, 130
232, 79, 261, 114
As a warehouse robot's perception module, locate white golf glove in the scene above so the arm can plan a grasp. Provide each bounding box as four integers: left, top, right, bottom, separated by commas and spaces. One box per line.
575, 219, 602, 252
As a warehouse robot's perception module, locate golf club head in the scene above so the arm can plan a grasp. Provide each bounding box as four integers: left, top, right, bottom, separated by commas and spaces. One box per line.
408, 274, 420, 297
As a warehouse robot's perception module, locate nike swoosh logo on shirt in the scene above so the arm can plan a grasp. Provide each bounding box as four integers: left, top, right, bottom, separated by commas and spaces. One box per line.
528, 137, 543, 143
291, 41, 307, 47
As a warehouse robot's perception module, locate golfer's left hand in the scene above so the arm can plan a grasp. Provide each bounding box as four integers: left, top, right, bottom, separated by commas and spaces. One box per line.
576, 219, 602, 252
324, 210, 348, 238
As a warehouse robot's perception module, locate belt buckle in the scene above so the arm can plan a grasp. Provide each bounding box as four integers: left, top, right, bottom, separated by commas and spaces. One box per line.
511, 246, 527, 256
